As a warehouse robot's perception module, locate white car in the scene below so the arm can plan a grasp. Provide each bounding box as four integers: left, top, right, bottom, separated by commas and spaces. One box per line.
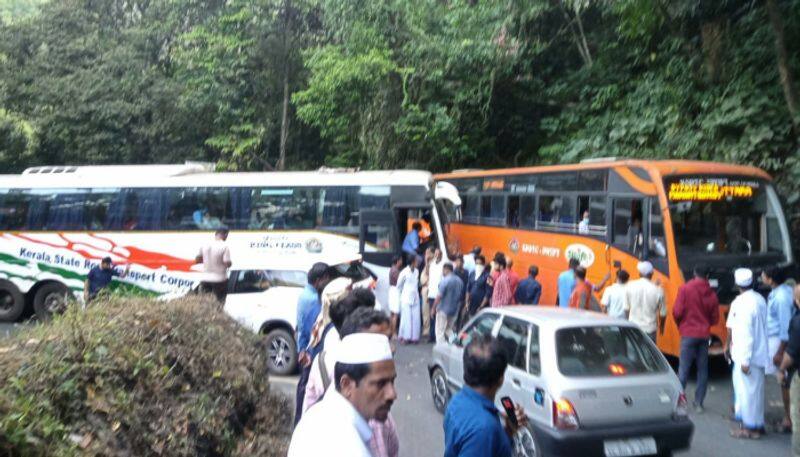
429, 306, 693, 457
224, 254, 376, 375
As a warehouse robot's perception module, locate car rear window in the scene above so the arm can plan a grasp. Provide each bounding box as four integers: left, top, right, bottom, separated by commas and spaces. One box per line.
556, 326, 669, 377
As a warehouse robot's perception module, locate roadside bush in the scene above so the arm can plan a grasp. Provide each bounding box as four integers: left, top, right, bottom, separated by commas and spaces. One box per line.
0, 296, 291, 456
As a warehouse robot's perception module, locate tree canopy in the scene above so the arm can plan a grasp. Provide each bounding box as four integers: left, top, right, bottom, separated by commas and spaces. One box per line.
0, 0, 798, 208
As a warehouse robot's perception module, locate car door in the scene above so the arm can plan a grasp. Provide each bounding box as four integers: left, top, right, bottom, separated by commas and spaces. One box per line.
448, 312, 502, 389
495, 316, 540, 422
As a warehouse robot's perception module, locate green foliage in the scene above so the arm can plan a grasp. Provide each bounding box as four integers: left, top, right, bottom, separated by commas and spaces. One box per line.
0, 0, 798, 210
0, 0, 45, 24
0, 296, 291, 456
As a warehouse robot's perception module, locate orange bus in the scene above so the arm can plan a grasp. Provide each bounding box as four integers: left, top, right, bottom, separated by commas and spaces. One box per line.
435, 159, 794, 356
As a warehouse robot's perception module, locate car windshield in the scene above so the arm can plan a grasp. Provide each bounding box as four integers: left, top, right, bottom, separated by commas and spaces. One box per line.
664, 175, 790, 262
556, 326, 669, 377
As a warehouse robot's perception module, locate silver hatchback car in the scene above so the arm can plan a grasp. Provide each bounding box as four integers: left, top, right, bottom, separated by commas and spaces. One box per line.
429, 306, 693, 457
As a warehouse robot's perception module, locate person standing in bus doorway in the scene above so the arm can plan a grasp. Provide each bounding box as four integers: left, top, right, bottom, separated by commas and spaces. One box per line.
388, 255, 403, 337
762, 266, 794, 432
775, 284, 800, 455
465, 255, 491, 321
397, 254, 421, 344
426, 248, 445, 343
402, 221, 422, 262
625, 261, 666, 342
727, 268, 769, 439
84, 256, 130, 303
490, 256, 513, 307
557, 258, 580, 308
195, 228, 232, 303
294, 262, 331, 427
515, 265, 542, 305
672, 265, 719, 413
433, 263, 464, 344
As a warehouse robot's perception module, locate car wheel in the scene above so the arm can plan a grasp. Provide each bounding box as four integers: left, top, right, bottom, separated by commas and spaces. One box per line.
265, 329, 297, 376
430, 367, 450, 414
33, 283, 70, 321
514, 425, 542, 457
0, 280, 25, 322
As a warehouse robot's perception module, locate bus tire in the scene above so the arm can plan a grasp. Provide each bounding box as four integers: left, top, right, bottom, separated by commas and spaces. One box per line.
0, 280, 25, 322
264, 329, 297, 376
33, 282, 70, 321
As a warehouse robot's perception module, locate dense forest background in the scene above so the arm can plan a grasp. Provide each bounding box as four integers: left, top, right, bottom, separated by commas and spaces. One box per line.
0, 0, 798, 212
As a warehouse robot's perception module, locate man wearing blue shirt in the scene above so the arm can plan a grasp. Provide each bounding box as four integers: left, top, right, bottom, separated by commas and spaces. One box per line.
84, 257, 130, 302
444, 335, 527, 457
465, 255, 491, 320
433, 263, 465, 343
294, 262, 330, 426
762, 266, 794, 432
557, 258, 579, 307
515, 265, 542, 305
402, 222, 422, 259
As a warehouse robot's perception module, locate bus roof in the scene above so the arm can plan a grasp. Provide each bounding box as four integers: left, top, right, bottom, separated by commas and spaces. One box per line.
434, 159, 772, 181
0, 164, 434, 188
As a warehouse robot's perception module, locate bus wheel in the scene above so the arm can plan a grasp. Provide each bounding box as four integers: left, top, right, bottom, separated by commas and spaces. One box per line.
0, 280, 24, 322
265, 329, 297, 376
33, 283, 70, 321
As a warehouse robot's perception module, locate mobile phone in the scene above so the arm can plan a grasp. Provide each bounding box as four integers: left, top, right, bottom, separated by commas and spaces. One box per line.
500, 396, 517, 427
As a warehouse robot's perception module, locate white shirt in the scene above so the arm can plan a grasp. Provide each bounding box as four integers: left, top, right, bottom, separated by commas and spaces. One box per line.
289, 389, 373, 457
624, 278, 665, 333
427, 260, 444, 301
197, 239, 231, 282
601, 283, 628, 319
463, 254, 476, 274
397, 266, 420, 307
726, 289, 769, 368
578, 219, 590, 234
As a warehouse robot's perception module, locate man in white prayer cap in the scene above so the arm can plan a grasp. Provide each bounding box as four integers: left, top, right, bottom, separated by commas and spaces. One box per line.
624, 261, 666, 341
289, 332, 397, 456
726, 268, 769, 439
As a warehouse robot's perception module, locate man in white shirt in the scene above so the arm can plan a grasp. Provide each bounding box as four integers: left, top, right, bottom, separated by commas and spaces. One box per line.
194, 228, 232, 303
578, 210, 590, 234
726, 268, 769, 439
289, 333, 397, 457
426, 248, 445, 343
601, 269, 629, 319
625, 261, 666, 341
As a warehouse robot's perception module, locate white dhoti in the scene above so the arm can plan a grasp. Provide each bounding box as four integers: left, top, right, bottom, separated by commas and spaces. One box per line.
733, 363, 765, 430
398, 300, 420, 342
388, 285, 401, 315
765, 336, 782, 376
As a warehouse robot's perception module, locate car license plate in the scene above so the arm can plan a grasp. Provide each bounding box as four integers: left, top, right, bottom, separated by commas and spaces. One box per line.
603, 437, 657, 457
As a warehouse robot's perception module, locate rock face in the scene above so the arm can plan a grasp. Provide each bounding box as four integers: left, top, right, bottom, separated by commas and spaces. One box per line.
0, 296, 291, 456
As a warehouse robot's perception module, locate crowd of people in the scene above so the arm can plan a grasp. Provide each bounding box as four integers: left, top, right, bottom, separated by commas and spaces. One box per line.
182, 225, 800, 455
287, 257, 529, 457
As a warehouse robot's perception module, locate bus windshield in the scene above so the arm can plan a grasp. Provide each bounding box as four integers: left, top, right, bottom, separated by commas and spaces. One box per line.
664, 175, 790, 262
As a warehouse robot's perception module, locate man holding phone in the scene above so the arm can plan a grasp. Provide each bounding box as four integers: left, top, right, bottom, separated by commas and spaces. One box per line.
443, 335, 527, 456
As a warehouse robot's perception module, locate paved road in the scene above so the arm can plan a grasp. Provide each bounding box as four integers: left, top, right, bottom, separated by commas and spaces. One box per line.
3, 322, 791, 456
275, 342, 791, 457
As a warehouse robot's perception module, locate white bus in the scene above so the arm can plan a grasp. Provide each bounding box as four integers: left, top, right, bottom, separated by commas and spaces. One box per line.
0, 163, 456, 321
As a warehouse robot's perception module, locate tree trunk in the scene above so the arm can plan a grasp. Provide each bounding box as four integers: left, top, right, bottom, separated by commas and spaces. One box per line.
277, 0, 292, 170
765, 0, 799, 128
